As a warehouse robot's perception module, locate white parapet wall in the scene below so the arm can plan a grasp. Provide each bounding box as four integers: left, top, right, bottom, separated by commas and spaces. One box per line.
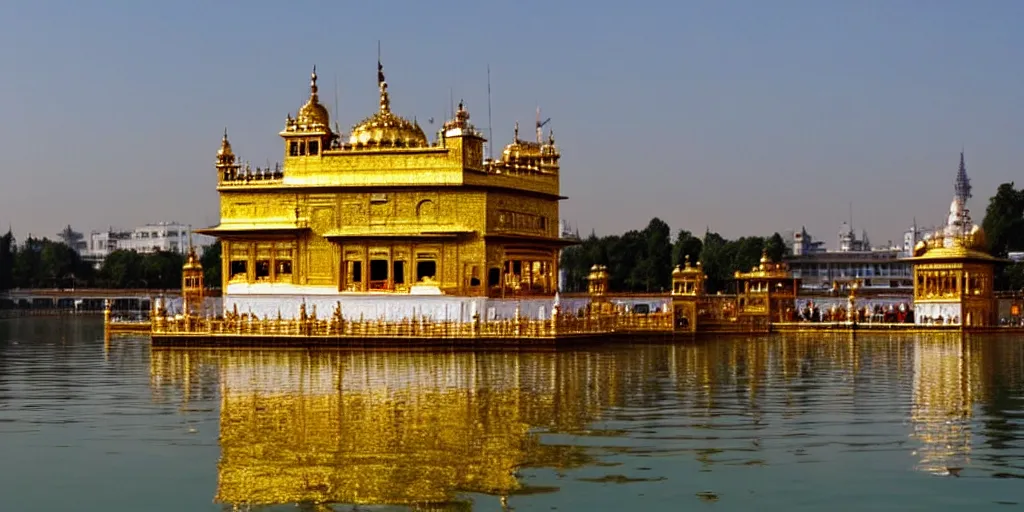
914, 303, 963, 325
221, 284, 673, 322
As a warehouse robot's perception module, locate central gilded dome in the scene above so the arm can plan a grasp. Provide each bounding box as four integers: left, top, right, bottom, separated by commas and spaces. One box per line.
349, 82, 427, 148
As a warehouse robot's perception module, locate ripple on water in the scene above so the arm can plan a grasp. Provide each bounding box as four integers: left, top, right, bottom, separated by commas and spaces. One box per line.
1, 320, 1023, 510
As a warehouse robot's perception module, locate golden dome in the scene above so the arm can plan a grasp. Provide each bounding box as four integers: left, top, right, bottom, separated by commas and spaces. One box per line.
183, 246, 203, 271
217, 128, 234, 158
294, 67, 330, 129
968, 224, 986, 249
349, 81, 426, 148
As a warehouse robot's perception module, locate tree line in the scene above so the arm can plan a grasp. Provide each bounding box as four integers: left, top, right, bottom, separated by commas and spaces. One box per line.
560, 181, 1024, 295
3, 179, 1022, 294
559, 218, 786, 294
0, 231, 222, 291
981, 182, 1024, 290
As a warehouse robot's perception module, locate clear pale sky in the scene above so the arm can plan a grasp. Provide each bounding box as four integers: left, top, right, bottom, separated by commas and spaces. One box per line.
1, 1, 1021, 250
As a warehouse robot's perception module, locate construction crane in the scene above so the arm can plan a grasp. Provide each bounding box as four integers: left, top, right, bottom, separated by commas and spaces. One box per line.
535, 106, 551, 143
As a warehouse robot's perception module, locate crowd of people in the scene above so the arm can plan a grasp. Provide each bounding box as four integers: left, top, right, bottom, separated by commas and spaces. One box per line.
796, 301, 914, 324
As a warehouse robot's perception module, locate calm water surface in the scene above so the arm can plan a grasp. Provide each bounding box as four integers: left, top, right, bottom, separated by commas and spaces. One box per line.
1, 317, 1022, 511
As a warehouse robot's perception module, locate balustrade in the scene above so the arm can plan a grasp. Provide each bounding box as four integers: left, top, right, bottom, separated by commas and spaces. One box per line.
150, 310, 674, 339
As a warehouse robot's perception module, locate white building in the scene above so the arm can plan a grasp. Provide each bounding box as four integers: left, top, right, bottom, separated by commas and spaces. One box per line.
792, 227, 826, 256
119, 222, 190, 254
80, 222, 212, 268
902, 223, 935, 258
838, 222, 870, 252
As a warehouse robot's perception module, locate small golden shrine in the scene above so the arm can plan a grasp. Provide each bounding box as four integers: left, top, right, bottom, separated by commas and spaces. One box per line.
586, 264, 613, 314
181, 242, 205, 318
670, 255, 705, 332
734, 250, 800, 328
906, 152, 1001, 327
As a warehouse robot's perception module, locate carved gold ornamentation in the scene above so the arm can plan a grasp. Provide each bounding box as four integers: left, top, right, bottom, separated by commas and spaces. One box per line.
199, 63, 573, 299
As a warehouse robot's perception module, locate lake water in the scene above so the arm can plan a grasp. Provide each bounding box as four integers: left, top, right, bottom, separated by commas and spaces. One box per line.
0, 317, 1022, 511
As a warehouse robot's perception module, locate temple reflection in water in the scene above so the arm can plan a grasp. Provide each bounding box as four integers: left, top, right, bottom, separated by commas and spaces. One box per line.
145, 335, 1023, 509
150, 348, 667, 509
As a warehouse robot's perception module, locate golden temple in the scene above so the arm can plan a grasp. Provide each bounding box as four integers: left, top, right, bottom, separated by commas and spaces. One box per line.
103, 75, 1020, 344
198, 63, 572, 323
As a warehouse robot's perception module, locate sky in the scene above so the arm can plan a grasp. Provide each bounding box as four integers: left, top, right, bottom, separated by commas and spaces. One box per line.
0, 0, 1021, 250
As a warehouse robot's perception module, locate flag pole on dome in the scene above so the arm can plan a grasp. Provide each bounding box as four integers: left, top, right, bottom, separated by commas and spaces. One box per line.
377, 40, 385, 87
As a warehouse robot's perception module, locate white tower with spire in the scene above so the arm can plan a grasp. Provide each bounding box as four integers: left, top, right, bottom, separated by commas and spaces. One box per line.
943, 151, 974, 245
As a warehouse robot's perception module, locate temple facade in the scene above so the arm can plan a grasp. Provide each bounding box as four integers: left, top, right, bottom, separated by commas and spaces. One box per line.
907, 153, 1001, 327
198, 64, 573, 320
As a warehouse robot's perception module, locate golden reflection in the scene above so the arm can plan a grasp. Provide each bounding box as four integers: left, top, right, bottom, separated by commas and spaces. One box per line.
149, 348, 667, 509
910, 336, 982, 475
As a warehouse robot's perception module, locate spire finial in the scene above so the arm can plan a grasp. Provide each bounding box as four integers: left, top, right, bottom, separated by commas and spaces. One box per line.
955, 149, 972, 203
310, 65, 319, 97
514, 121, 519, 141
222, 127, 228, 140
377, 51, 390, 113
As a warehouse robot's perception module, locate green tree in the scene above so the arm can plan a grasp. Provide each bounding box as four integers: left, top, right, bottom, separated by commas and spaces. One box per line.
672, 230, 703, 267
141, 250, 184, 289
699, 231, 730, 293
39, 240, 88, 288
1005, 262, 1024, 291
981, 182, 1024, 257
731, 236, 766, 274
0, 230, 13, 290
632, 217, 672, 292
764, 232, 787, 262
201, 241, 222, 288
99, 250, 145, 288
12, 237, 43, 288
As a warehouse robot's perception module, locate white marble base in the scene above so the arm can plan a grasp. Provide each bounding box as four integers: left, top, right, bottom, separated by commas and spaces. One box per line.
220, 292, 672, 322
915, 303, 963, 325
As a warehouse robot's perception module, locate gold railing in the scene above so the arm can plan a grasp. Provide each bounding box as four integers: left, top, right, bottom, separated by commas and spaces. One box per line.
150, 312, 673, 339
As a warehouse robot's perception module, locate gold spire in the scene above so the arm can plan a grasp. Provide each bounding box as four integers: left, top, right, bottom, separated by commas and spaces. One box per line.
295, 65, 330, 129
217, 128, 234, 157
379, 80, 391, 113
348, 58, 426, 148
183, 230, 202, 271
513, 121, 519, 142
216, 128, 236, 166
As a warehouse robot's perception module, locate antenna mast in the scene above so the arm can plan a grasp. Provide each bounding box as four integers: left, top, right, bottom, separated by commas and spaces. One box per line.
849, 202, 853, 232
487, 64, 493, 160
333, 73, 339, 125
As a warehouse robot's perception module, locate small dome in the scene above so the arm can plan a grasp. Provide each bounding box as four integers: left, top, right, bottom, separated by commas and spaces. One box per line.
216, 129, 234, 157
297, 100, 330, 128
183, 247, 202, 271
293, 67, 330, 129
968, 224, 987, 249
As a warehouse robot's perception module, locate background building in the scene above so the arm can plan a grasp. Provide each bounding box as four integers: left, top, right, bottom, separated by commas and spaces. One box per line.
81, 222, 213, 268
786, 222, 913, 293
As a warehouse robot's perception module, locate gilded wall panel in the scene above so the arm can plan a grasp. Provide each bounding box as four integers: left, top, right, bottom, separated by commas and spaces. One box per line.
486, 191, 559, 237
443, 245, 459, 286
